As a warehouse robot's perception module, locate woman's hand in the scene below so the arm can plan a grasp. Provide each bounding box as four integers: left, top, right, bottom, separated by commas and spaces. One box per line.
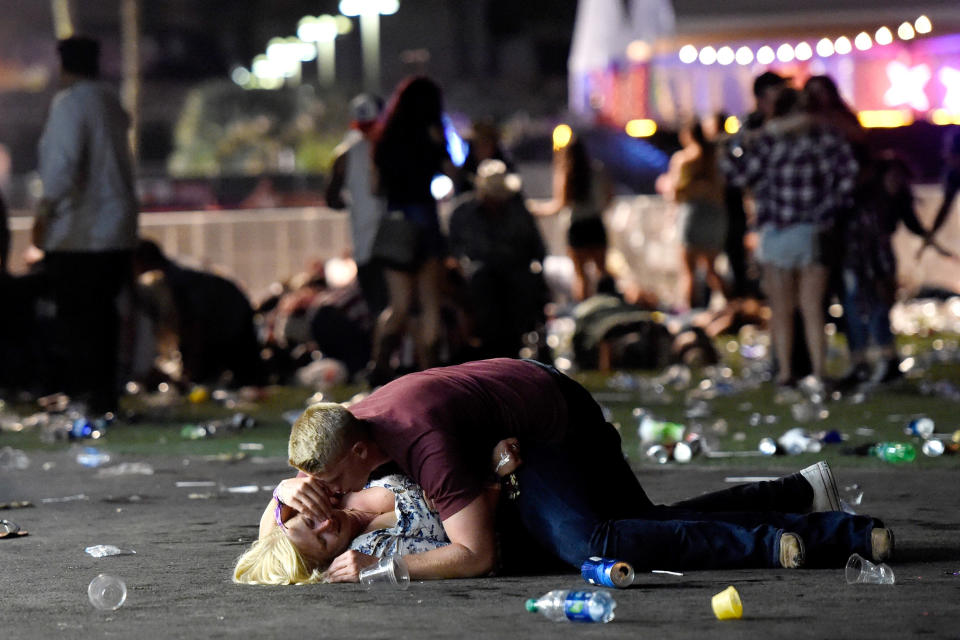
491, 438, 521, 477
275, 476, 341, 524
325, 550, 378, 583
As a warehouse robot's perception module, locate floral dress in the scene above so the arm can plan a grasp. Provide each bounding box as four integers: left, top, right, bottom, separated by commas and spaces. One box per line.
348, 474, 449, 557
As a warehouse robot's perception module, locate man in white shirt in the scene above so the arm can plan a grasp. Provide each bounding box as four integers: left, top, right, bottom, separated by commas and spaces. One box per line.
33, 36, 138, 415
324, 94, 387, 317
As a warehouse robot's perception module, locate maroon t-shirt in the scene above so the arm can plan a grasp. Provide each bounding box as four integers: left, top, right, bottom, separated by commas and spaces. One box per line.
350, 359, 567, 520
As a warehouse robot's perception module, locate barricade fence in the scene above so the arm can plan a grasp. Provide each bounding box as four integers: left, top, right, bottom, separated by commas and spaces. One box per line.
7, 186, 956, 308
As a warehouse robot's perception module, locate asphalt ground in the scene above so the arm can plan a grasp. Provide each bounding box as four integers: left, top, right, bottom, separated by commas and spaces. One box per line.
1, 448, 958, 639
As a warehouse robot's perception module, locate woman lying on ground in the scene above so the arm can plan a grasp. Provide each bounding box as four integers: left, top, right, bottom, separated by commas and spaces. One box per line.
233, 440, 519, 585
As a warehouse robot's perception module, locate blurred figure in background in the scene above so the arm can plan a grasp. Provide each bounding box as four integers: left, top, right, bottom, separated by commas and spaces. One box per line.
325, 94, 389, 318
33, 36, 138, 415
456, 119, 513, 194
925, 127, 960, 252
369, 76, 457, 384
657, 121, 727, 310
730, 88, 858, 387
531, 135, 613, 301
837, 153, 927, 388
134, 240, 265, 389
448, 159, 548, 359
722, 72, 788, 300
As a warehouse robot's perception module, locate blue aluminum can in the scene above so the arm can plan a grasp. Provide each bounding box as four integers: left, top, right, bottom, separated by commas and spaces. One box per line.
580, 557, 635, 589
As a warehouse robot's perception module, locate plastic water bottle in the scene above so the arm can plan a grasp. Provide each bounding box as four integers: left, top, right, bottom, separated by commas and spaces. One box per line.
76, 447, 111, 468
905, 417, 934, 438
525, 590, 616, 623
870, 442, 916, 463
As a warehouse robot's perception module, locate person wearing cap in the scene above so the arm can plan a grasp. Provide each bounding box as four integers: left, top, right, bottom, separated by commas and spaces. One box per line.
325, 94, 389, 318
448, 160, 548, 358
32, 35, 138, 416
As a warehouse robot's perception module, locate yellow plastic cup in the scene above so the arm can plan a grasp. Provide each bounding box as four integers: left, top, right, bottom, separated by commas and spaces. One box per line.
711, 585, 743, 620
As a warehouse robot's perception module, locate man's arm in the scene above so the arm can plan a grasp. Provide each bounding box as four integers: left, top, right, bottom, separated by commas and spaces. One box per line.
324, 493, 498, 581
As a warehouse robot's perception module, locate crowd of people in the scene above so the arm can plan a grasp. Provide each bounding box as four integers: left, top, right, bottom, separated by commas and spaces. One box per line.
1, 35, 959, 423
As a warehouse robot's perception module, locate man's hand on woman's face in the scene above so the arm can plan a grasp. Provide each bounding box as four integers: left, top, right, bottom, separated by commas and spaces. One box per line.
324, 550, 378, 583
275, 476, 341, 525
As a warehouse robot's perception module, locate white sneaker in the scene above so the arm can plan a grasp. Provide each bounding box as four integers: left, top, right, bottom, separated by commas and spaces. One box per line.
800, 461, 842, 512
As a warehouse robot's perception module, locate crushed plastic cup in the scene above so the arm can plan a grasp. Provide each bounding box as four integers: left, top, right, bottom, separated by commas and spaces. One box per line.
96, 462, 154, 477
845, 553, 895, 585
85, 545, 136, 558
358, 556, 410, 589
0, 446, 30, 470
711, 585, 743, 620
88, 574, 127, 610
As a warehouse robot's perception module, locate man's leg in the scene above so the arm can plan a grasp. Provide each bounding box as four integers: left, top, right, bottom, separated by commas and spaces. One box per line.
650, 507, 881, 568
669, 473, 813, 513
512, 445, 784, 571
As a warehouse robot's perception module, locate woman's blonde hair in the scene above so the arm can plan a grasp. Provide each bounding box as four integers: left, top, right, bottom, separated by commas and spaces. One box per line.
232, 529, 327, 586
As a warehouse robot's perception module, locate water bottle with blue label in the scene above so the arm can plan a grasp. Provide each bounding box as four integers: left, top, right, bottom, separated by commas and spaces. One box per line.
525, 589, 616, 623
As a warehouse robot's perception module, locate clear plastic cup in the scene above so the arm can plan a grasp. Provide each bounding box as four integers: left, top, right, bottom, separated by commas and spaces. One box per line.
358, 556, 410, 589
88, 574, 127, 610
845, 553, 895, 585
711, 585, 743, 620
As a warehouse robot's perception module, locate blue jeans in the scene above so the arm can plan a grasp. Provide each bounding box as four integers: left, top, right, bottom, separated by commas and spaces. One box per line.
505, 363, 882, 571
842, 268, 894, 352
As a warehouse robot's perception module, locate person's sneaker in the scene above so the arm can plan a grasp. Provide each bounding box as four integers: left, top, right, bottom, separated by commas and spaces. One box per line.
800, 461, 842, 512
871, 528, 895, 563
779, 532, 806, 569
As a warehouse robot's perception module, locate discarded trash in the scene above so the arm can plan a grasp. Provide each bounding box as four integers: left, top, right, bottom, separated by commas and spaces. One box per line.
757, 437, 779, 456
672, 435, 702, 463
40, 494, 88, 503
725, 476, 778, 483
791, 400, 828, 423
651, 569, 683, 576
69, 416, 110, 440
187, 386, 210, 404
224, 485, 259, 493
842, 484, 864, 508
711, 585, 743, 620
905, 417, 935, 438
88, 574, 127, 610
0, 501, 33, 510
921, 439, 945, 457
85, 545, 136, 558
175, 481, 217, 488
581, 557, 635, 588
855, 427, 875, 437
0, 519, 28, 538
870, 442, 916, 463
778, 428, 822, 455
76, 448, 111, 468
0, 447, 30, 471
635, 410, 684, 444
644, 444, 670, 465
525, 589, 616, 623
96, 463, 154, 477
180, 413, 257, 439
845, 553, 895, 585
238, 443, 264, 451
358, 556, 410, 590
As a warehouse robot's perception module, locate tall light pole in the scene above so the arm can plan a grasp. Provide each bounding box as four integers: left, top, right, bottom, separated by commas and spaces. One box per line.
339, 0, 399, 93
297, 14, 352, 87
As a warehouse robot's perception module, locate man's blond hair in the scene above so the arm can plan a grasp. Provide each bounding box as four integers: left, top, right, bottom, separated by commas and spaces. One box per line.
288, 402, 366, 474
